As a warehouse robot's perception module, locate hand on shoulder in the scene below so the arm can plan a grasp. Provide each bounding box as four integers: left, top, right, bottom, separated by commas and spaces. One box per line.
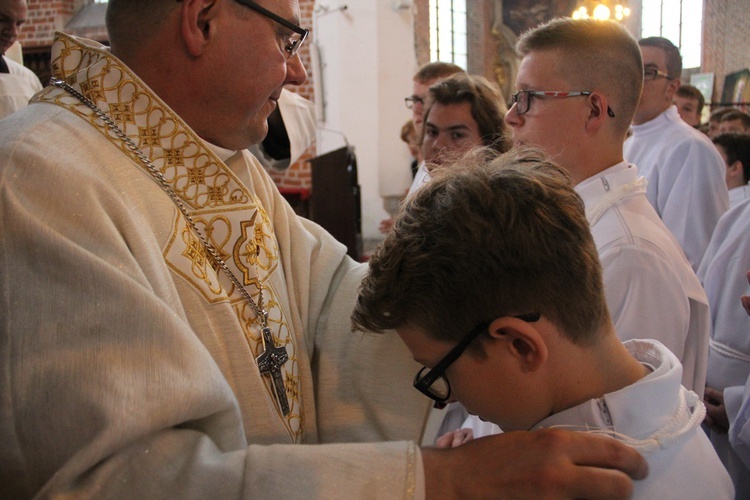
422, 428, 648, 499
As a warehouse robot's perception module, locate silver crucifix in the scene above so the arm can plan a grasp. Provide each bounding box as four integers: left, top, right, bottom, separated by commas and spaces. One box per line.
256, 325, 290, 416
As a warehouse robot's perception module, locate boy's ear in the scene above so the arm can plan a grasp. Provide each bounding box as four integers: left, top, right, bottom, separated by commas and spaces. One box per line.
181, 0, 219, 57
487, 316, 548, 372
728, 160, 743, 178
585, 92, 609, 131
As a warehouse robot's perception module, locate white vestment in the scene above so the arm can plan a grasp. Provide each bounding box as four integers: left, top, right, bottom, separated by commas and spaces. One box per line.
576, 162, 709, 396
623, 106, 729, 271
535, 340, 732, 499
470, 341, 734, 499
698, 197, 750, 497
0, 33, 430, 498
729, 372, 750, 472
0, 54, 43, 119
407, 162, 431, 197
729, 184, 750, 209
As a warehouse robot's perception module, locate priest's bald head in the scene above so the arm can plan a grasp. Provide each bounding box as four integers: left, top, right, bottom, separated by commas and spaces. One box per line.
105, 0, 307, 151
0, 0, 28, 55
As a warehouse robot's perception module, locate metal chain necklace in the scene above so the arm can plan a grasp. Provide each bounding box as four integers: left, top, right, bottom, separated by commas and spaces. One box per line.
51, 78, 292, 416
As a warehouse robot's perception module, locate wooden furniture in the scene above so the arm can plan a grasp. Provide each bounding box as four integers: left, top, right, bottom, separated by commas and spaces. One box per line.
308, 146, 363, 261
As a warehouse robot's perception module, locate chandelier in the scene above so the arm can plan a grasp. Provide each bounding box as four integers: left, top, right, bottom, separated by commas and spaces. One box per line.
572, 1, 631, 21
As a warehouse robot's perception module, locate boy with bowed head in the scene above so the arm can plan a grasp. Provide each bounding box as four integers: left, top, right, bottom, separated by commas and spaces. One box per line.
352, 147, 733, 499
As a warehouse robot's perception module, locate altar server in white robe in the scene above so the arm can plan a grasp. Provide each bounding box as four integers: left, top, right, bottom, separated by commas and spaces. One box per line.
713, 132, 750, 208
501, 18, 709, 397
352, 147, 733, 500
623, 36, 728, 271
723, 275, 750, 476
0, 0, 42, 119
0, 0, 650, 498
700, 194, 750, 496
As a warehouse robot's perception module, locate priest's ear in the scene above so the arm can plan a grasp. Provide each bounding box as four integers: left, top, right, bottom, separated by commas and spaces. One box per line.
486, 316, 548, 373
181, 0, 219, 56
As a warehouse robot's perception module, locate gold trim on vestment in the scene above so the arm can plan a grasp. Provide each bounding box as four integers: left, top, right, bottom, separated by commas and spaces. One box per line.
34, 32, 303, 442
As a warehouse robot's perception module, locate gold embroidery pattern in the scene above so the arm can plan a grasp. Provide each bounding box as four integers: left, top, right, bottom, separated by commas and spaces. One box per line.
35, 33, 302, 441
109, 103, 134, 124
138, 126, 161, 148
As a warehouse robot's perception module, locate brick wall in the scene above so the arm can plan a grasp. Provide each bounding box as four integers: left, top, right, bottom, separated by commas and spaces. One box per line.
20, 0, 76, 47
703, 0, 750, 108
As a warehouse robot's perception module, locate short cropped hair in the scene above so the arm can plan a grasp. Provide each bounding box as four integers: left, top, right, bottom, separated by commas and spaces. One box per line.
516, 18, 643, 135
422, 73, 512, 154
352, 147, 610, 347
639, 36, 682, 79
710, 107, 734, 124
676, 84, 705, 113
714, 133, 750, 184
721, 110, 750, 129
106, 0, 180, 47
413, 61, 465, 84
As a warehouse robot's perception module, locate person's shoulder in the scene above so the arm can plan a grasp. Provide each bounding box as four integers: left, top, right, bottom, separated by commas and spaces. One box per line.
1, 100, 60, 138
597, 194, 701, 280
593, 190, 667, 246
4, 56, 43, 86
658, 120, 723, 169
0, 101, 108, 172
714, 197, 750, 241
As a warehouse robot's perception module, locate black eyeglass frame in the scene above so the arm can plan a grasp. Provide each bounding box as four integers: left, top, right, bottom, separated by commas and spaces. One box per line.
511, 90, 616, 118
404, 95, 425, 109
234, 0, 309, 58
413, 312, 541, 409
643, 67, 675, 82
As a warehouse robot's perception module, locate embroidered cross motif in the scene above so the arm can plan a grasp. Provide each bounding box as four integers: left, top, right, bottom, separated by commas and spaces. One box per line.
186, 167, 206, 186
256, 326, 291, 416
138, 127, 160, 147
165, 149, 185, 168
207, 185, 225, 204
110, 103, 134, 124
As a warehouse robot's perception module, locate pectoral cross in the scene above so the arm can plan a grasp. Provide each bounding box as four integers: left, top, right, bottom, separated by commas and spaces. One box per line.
256, 325, 290, 416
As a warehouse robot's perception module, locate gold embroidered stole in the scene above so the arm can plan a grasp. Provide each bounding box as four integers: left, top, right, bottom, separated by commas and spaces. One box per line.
34, 32, 303, 442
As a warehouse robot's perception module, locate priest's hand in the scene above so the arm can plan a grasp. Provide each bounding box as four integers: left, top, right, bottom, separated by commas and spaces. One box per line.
704, 386, 730, 434
421, 428, 648, 499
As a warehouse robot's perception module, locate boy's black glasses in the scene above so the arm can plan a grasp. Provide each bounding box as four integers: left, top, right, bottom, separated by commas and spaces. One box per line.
414, 313, 541, 409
